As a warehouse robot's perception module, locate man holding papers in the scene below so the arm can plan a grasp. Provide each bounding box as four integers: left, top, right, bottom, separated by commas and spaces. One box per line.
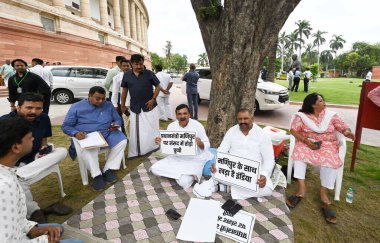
150, 104, 213, 189
62, 86, 127, 191
194, 108, 275, 199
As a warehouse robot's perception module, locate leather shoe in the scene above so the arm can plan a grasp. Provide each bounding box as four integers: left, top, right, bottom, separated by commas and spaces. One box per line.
103, 169, 117, 184
30, 209, 47, 224
93, 175, 105, 191
43, 203, 73, 216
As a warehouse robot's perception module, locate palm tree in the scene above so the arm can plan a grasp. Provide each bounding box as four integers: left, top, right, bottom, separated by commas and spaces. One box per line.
294, 20, 313, 64
329, 34, 346, 58
312, 30, 327, 66
197, 52, 209, 67
285, 31, 301, 66
301, 44, 317, 66
278, 31, 287, 72
320, 49, 334, 74
163, 41, 172, 71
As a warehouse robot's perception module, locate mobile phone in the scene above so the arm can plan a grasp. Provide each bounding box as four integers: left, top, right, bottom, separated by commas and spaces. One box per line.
166, 209, 181, 220
229, 203, 243, 216
39, 145, 53, 155
313, 141, 322, 150
221, 199, 235, 211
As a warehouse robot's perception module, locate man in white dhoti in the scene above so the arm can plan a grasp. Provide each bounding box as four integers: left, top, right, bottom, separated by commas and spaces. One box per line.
150, 104, 213, 189
155, 64, 173, 121
193, 108, 275, 200
120, 54, 162, 158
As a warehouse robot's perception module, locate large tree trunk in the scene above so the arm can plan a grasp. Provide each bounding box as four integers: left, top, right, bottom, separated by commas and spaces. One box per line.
191, 0, 300, 146
267, 37, 278, 82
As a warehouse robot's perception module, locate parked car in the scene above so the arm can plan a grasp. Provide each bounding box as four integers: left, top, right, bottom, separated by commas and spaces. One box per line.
181, 67, 289, 112
45, 66, 109, 104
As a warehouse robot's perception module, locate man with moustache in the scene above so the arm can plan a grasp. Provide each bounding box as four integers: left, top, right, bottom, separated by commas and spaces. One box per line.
120, 54, 162, 158
62, 86, 127, 191
150, 104, 213, 189
193, 108, 275, 199
8, 59, 51, 114
0, 92, 70, 223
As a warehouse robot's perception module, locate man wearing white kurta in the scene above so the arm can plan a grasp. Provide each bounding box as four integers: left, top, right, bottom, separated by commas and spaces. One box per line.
193, 108, 275, 200
29, 58, 53, 88
155, 64, 173, 121
150, 104, 213, 189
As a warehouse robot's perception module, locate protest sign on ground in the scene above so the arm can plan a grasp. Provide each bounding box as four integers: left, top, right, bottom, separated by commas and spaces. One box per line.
215, 152, 261, 192
160, 131, 197, 155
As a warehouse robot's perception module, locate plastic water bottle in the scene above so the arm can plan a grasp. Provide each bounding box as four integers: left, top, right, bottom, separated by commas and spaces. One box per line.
346, 187, 353, 203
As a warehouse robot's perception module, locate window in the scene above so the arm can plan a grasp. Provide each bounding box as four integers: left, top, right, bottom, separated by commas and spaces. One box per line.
94, 69, 108, 79
75, 68, 94, 78
41, 16, 55, 32
107, 7, 111, 15
72, 2, 79, 9
51, 68, 70, 77
98, 33, 105, 44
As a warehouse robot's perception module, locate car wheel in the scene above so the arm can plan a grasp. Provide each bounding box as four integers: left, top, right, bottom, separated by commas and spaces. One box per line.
54, 90, 73, 104
254, 100, 260, 114
197, 94, 202, 104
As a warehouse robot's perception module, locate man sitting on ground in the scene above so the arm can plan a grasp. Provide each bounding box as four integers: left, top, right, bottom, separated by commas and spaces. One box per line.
150, 104, 213, 189
62, 86, 127, 191
0, 117, 82, 243
0, 92, 71, 223
193, 108, 275, 199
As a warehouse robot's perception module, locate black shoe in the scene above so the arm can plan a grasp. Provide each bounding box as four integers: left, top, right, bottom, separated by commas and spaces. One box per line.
92, 175, 105, 191
103, 170, 117, 184
43, 203, 73, 216
30, 209, 47, 224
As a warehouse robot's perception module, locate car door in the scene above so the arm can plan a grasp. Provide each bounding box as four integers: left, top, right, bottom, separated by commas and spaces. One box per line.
66, 67, 95, 98
198, 69, 212, 100
50, 67, 70, 90
93, 68, 108, 87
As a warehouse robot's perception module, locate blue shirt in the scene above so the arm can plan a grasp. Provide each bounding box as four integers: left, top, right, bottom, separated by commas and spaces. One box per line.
121, 69, 160, 114
62, 99, 126, 147
0, 112, 52, 165
183, 70, 199, 94
294, 70, 301, 78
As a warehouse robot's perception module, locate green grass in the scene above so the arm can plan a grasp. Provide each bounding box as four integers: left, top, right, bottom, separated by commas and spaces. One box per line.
31, 124, 380, 242
275, 78, 380, 106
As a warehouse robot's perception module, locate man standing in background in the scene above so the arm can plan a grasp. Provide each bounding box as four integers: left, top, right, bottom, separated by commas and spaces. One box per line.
0, 59, 15, 86
155, 64, 173, 121
29, 58, 53, 88
182, 63, 199, 120
104, 56, 126, 99
303, 67, 312, 92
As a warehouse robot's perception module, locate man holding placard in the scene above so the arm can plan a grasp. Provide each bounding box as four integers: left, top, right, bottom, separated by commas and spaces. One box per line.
194, 108, 275, 199
150, 104, 213, 189
62, 86, 127, 191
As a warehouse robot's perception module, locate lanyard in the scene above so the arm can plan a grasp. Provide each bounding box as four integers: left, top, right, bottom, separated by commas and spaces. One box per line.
14, 72, 28, 88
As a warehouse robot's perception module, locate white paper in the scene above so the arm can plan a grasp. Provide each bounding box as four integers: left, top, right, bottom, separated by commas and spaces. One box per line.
215, 152, 261, 192
160, 131, 197, 155
77, 131, 108, 149
216, 206, 256, 243
176, 198, 220, 242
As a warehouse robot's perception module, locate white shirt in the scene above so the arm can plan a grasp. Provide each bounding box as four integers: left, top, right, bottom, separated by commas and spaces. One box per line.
111, 72, 130, 107
29, 65, 53, 87
303, 70, 312, 79
287, 70, 294, 80
218, 124, 275, 180
366, 71, 372, 80
156, 71, 173, 97
0, 164, 48, 243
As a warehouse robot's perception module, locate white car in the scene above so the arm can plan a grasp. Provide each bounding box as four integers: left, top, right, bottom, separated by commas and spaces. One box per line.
45, 66, 109, 104
181, 67, 289, 112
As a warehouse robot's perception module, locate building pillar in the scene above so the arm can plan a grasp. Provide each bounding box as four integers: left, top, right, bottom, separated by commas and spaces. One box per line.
99, 0, 108, 27
122, 0, 131, 37
52, 0, 65, 8
144, 19, 148, 47
136, 9, 141, 42
80, 0, 91, 19
130, 1, 137, 40
112, 0, 122, 32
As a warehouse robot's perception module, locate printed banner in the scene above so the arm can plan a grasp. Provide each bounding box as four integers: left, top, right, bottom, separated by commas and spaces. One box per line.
160, 131, 197, 155
215, 152, 261, 192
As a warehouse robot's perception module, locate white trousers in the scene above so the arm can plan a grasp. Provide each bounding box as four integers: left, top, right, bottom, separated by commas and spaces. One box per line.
17, 147, 68, 218
157, 96, 172, 120
293, 160, 337, 190
78, 139, 127, 178
176, 175, 194, 189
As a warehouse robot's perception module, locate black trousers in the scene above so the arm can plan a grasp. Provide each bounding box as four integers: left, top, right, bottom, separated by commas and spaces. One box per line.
292, 77, 300, 92
303, 77, 310, 92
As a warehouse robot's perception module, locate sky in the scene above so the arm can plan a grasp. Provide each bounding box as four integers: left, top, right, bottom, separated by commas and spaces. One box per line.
144, 0, 380, 63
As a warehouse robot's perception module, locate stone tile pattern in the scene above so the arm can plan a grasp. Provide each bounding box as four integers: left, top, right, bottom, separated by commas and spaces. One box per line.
66, 156, 294, 243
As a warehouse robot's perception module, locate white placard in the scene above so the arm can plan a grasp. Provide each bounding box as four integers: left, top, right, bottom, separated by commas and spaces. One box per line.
160, 131, 197, 155
216, 207, 256, 243
215, 152, 261, 192
176, 198, 220, 242
76, 131, 108, 149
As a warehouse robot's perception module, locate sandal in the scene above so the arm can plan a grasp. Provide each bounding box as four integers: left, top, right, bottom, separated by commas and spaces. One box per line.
321, 203, 337, 224
286, 195, 302, 208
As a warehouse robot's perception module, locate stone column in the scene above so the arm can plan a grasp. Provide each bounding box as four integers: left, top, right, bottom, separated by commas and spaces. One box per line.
80, 0, 91, 19
140, 14, 145, 44
122, 0, 131, 37
52, 0, 65, 8
136, 9, 141, 42
112, 0, 122, 32
99, 0, 108, 27
144, 19, 148, 47
130, 1, 137, 40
